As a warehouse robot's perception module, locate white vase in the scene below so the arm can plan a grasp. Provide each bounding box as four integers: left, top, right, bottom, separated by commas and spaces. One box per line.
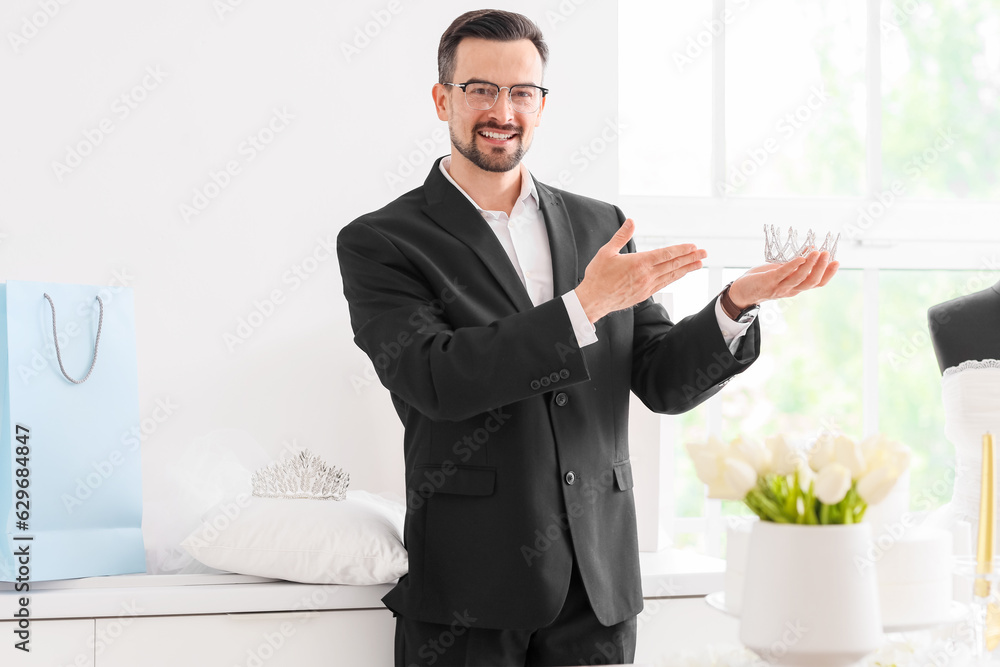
739, 521, 883, 667
724, 516, 757, 616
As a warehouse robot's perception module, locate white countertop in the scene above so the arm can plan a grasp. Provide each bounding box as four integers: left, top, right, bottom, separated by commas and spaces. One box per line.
639, 548, 725, 598
0, 548, 724, 620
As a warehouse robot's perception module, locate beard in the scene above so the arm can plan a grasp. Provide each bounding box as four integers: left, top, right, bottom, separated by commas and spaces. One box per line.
450, 123, 528, 173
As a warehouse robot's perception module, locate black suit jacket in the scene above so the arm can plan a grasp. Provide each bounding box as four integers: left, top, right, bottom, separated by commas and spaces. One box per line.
336, 157, 759, 630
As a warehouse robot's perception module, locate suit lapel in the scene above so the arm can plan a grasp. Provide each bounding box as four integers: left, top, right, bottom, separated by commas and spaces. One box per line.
535, 181, 579, 296
421, 157, 579, 311
422, 160, 533, 312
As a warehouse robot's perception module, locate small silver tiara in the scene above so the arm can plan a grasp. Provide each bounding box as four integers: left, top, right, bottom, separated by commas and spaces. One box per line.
763, 224, 840, 264
251, 450, 350, 501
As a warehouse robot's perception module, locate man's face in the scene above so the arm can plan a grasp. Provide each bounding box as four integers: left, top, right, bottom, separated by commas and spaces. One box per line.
434, 37, 546, 173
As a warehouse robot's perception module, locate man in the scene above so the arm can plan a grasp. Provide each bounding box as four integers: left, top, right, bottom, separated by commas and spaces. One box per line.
337, 9, 837, 666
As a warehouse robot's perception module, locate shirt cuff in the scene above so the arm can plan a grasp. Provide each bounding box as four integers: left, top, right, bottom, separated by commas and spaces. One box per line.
715, 295, 755, 355
562, 291, 599, 348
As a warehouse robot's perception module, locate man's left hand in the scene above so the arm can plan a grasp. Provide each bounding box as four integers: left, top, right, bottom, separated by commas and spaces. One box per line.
728, 250, 839, 310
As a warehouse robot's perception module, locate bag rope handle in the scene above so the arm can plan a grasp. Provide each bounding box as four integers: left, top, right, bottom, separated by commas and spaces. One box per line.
43, 293, 104, 384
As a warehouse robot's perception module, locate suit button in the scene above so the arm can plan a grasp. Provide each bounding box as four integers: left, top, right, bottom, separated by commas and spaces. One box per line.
549, 372, 560, 383
555, 392, 569, 407
540, 376, 551, 387
564, 471, 576, 485
530, 380, 541, 390
559, 369, 570, 379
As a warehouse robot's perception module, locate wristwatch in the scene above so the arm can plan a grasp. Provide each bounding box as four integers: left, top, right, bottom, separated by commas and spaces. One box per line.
720, 281, 759, 322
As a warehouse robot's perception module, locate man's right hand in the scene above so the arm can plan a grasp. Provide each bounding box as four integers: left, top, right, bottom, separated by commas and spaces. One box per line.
575, 218, 707, 324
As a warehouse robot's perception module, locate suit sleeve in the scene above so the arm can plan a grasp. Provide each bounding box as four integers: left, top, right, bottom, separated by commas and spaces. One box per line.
610, 206, 761, 414
337, 221, 591, 422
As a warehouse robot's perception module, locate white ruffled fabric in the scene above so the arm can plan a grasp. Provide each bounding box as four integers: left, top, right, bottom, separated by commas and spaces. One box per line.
942, 358, 1000, 377
923, 361, 1000, 553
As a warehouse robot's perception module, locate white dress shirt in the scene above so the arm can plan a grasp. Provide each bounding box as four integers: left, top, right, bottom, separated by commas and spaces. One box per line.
439, 156, 754, 353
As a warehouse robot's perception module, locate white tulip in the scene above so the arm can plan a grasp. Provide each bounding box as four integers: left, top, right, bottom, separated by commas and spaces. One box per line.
796, 460, 816, 490
859, 434, 910, 476
687, 437, 761, 500
731, 435, 771, 474
686, 442, 722, 485
863, 447, 888, 473
706, 435, 729, 454
706, 479, 742, 500
857, 466, 898, 505
834, 435, 866, 478
860, 433, 893, 456
808, 433, 836, 471
888, 447, 911, 474
723, 458, 758, 499
765, 434, 801, 475
814, 463, 852, 505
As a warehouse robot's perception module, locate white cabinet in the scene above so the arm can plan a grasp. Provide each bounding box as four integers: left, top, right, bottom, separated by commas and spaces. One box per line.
0, 596, 738, 666
0, 610, 394, 667
0, 576, 396, 667
96, 610, 395, 667
0, 550, 733, 665
0, 618, 95, 666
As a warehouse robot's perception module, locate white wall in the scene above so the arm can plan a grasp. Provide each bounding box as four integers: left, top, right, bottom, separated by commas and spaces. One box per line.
0, 0, 620, 571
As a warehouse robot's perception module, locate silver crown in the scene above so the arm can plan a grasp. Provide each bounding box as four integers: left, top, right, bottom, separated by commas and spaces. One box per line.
251, 450, 350, 500
763, 224, 840, 264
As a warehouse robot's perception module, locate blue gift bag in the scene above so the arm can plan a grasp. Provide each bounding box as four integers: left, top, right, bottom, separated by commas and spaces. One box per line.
0, 280, 145, 582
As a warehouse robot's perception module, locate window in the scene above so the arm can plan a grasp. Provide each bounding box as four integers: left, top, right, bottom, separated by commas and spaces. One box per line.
621, 0, 1000, 557
881, 1, 1000, 199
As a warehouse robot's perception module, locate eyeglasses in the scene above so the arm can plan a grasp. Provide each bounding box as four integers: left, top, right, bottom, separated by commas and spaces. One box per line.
443, 81, 548, 114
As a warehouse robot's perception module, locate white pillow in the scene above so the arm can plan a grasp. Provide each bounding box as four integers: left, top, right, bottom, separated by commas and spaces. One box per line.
181, 490, 408, 585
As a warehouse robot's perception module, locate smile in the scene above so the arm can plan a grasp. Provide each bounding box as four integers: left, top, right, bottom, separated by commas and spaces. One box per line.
479, 130, 516, 141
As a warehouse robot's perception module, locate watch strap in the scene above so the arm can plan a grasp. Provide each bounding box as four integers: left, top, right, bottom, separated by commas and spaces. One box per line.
721, 281, 759, 321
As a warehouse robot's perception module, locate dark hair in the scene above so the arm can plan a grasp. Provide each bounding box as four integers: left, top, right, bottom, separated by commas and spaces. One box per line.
438, 9, 548, 84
